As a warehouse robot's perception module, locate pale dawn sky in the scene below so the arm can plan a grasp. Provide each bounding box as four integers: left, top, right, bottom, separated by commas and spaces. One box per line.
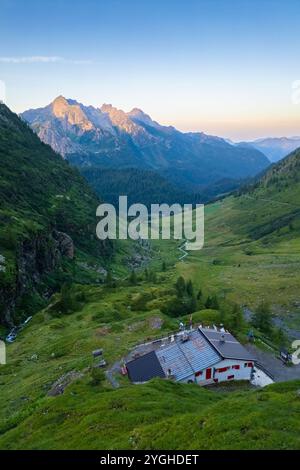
0, 0, 300, 140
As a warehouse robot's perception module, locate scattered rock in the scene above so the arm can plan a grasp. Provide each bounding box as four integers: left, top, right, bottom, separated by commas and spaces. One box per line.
0, 254, 6, 272
149, 316, 163, 330
127, 321, 145, 332
95, 326, 111, 337
53, 230, 74, 259
47, 370, 84, 397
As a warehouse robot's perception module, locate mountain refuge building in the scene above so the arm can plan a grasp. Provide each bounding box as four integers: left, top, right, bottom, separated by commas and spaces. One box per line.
126, 327, 255, 385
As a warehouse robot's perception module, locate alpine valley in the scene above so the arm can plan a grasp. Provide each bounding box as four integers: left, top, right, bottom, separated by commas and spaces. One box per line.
2, 0, 300, 454
1, 100, 300, 450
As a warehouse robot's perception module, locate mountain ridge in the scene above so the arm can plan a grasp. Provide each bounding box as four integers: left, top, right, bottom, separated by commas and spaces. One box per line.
245, 136, 300, 163
21, 97, 270, 196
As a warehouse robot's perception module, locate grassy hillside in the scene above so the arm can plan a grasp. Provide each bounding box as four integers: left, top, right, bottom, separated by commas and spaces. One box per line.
0, 272, 300, 450
0, 104, 112, 325
178, 149, 300, 314
0, 130, 299, 450
2, 376, 300, 450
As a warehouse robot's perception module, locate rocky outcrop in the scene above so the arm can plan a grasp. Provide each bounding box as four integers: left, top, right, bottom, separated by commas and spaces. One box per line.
47, 370, 84, 396
0, 229, 75, 327
53, 230, 74, 259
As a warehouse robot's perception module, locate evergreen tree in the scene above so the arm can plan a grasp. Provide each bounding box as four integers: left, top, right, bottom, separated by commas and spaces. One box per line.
60, 283, 77, 313
272, 327, 286, 347
175, 276, 186, 297
205, 294, 219, 310
186, 279, 194, 297
252, 301, 272, 334
229, 303, 244, 334
189, 295, 197, 313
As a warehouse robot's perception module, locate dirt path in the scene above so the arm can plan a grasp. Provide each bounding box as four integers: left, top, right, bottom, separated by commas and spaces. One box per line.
178, 240, 188, 261
244, 194, 300, 209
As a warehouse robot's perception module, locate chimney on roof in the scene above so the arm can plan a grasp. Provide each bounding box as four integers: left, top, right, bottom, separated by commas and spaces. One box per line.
220, 334, 225, 344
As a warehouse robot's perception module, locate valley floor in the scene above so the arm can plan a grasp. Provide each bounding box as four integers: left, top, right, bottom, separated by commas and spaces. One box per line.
1, 197, 300, 450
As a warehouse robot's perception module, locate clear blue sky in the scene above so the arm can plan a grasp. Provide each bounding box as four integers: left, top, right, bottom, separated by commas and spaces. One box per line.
0, 0, 300, 140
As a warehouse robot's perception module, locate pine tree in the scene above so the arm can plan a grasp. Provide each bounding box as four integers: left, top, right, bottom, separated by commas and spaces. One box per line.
252, 301, 272, 334
189, 295, 197, 313
175, 276, 186, 297
229, 303, 244, 334
60, 283, 77, 313
272, 327, 286, 347
205, 294, 219, 310
186, 280, 194, 297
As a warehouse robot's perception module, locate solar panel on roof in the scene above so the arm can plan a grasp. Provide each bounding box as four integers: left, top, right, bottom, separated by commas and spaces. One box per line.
126, 351, 166, 382
199, 328, 256, 361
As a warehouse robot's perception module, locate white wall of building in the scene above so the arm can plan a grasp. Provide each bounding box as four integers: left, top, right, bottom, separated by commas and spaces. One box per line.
184, 358, 254, 385
212, 359, 253, 383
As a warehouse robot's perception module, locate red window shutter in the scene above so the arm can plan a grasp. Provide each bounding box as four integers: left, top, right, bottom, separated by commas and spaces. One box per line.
227, 374, 234, 380
232, 365, 240, 370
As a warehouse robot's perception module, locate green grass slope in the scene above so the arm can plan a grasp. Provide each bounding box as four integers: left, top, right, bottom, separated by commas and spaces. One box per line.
0, 104, 112, 325
178, 148, 300, 312
0, 277, 300, 450
2, 378, 300, 450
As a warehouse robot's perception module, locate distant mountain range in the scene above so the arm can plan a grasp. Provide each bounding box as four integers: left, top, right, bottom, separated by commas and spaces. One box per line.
21, 97, 270, 200
244, 136, 300, 163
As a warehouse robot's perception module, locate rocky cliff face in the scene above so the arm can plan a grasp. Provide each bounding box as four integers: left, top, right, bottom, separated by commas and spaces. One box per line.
0, 230, 74, 326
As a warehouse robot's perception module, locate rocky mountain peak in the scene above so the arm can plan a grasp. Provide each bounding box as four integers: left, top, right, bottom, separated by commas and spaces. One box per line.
100, 103, 143, 134
51, 95, 94, 130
